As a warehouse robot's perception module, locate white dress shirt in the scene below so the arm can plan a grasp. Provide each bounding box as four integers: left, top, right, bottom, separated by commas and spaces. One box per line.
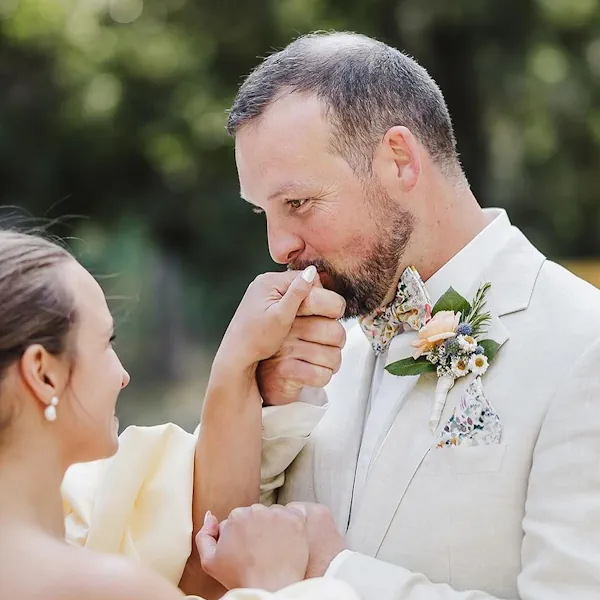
327, 208, 514, 575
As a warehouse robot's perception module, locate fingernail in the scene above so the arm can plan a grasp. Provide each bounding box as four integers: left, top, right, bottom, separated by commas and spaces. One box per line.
301, 265, 317, 283
204, 510, 212, 525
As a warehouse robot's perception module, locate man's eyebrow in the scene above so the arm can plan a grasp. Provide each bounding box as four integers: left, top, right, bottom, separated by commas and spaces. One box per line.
267, 182, 314, 201
239, 183, 314, 204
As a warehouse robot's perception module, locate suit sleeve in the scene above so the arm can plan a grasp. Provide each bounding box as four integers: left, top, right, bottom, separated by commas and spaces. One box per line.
328, 339, 600, 599
220, 578, 359, 600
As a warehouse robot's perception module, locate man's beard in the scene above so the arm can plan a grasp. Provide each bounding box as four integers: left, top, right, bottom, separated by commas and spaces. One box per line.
290, 188, 414, 319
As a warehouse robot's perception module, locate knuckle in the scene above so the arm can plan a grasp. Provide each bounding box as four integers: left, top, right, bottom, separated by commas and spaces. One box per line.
292, 315, 311, 335
312, 366, 333, 387
287, 362, 314, 388
288, 514, 306, 533
200, 554, 215, 572
229, 506, 249, 521
283, 507, 305, 525
331, 350, 342, 374
331, 322, 346, 347
279, 358, 302, 380
271, 505, 288, 518
252, 273, 267, 286
281, 341, 298, 358
315, 504, 335, 525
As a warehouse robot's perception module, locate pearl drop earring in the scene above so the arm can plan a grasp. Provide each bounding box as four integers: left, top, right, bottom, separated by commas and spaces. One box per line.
44, 396, 59, 422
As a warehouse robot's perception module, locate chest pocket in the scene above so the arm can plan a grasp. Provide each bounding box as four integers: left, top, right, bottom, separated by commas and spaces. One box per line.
418, 443, 508, 477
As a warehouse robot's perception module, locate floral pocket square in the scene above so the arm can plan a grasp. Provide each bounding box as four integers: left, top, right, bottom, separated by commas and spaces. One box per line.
437, 377, 502, 448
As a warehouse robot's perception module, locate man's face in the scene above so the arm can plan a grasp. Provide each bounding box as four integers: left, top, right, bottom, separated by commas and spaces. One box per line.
235, 93, 414, 317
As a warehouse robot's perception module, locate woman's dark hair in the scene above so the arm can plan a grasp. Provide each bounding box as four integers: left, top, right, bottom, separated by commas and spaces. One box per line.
0, 231, 77, 429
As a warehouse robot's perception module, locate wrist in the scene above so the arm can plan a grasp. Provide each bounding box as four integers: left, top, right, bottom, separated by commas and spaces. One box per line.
242, 571, 302, 592
211, 355, 257, 383
203, 356, 261, 417
213, 339, 258, 378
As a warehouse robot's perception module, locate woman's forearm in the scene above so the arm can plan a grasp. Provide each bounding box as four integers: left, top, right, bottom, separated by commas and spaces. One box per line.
194, 359, 262, 523
180, 357, 262, 598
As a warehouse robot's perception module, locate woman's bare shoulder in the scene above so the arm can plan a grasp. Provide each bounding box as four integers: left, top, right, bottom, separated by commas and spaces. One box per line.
1, 536, 185, 600
57, 549, 186, 600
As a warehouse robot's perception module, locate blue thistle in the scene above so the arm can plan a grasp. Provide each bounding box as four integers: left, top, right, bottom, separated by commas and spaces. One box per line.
444, 337, 461, 356
456, 323, 472, 336
474, 345, 484, 355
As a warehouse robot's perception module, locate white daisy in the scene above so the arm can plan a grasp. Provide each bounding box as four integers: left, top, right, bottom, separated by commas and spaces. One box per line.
451, 356, 470, 378
469, 353, 489, 376
457, 335, 478, 353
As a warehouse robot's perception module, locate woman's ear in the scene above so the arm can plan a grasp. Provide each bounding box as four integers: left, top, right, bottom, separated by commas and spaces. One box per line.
19, 344, 69, 409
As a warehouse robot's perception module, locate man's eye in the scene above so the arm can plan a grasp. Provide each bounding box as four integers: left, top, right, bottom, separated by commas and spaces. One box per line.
288, 199, 307, 209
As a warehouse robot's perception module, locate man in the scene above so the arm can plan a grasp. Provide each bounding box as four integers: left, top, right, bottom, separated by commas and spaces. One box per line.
222, 31, 600, 599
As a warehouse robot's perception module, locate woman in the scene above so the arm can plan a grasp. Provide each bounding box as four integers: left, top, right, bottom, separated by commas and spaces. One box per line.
0, 231, 356, 600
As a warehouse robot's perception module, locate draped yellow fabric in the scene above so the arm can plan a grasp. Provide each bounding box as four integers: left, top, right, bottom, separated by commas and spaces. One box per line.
60, 404, 358, 599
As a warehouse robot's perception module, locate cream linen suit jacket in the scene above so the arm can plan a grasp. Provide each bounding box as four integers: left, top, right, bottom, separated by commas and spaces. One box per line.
278, 227, 600, 599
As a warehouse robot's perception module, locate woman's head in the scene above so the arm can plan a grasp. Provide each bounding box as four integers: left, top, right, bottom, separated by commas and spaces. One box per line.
0, 231, 129, 465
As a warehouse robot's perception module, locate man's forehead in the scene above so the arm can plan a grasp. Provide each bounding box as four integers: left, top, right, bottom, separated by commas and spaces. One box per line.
235, 95, 336, 202
237, 95, 330, 150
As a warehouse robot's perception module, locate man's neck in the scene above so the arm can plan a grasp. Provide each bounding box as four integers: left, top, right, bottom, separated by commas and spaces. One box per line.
384, 188, 489, 306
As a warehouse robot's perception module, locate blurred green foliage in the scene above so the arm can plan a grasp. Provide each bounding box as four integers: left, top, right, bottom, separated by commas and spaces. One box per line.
1, 0, 600, 417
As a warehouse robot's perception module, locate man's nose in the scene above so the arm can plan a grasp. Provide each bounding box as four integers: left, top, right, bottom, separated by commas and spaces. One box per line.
267, 222, 305, 265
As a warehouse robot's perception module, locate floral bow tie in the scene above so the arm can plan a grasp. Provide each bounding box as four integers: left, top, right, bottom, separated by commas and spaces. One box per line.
359, 266, 432, 355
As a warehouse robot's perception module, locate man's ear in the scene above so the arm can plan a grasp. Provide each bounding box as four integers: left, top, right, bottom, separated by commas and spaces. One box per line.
382, 125, 421, 192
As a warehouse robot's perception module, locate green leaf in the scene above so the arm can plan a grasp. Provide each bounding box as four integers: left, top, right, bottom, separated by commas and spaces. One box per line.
385, 357, 437, 376
478, 339, 501, 362
431, 287, 471, 318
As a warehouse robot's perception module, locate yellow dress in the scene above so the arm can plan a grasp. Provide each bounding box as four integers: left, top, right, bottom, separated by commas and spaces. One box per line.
61, 403, 358, 600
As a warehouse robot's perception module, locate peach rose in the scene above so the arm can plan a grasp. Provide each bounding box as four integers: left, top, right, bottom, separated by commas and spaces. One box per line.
411, 310, 461, 359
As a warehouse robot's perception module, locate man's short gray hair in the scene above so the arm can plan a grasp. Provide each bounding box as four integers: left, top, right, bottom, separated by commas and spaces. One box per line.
227, 31, 462, 178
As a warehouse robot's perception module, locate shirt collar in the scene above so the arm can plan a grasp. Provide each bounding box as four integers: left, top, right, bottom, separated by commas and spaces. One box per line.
424, 208, 513, 305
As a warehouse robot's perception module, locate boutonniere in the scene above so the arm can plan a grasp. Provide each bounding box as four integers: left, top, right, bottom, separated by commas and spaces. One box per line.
385, 283, 501, 431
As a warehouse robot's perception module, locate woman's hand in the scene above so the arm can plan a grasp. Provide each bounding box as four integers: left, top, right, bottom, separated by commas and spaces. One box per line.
196, 505, 309, 592
215, 267, 318, 371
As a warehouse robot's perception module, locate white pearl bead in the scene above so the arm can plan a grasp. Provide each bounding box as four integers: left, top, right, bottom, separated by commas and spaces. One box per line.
44, 405, 57, 422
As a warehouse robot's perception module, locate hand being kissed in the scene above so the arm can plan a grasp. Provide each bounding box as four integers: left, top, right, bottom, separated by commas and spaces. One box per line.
257, 274, 347, 406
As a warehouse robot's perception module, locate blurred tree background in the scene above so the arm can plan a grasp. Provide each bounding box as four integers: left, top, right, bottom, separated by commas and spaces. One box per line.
1, 0, 599, 428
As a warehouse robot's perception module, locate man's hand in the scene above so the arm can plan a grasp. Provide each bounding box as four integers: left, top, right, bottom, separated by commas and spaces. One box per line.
257, 278, 347, 406
286, 502, 347, 578
196, 505, 309, 592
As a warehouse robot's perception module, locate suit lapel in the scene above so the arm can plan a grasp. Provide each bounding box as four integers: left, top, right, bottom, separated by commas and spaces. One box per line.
313, 324, 376, 532
345, 229, 545, 556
